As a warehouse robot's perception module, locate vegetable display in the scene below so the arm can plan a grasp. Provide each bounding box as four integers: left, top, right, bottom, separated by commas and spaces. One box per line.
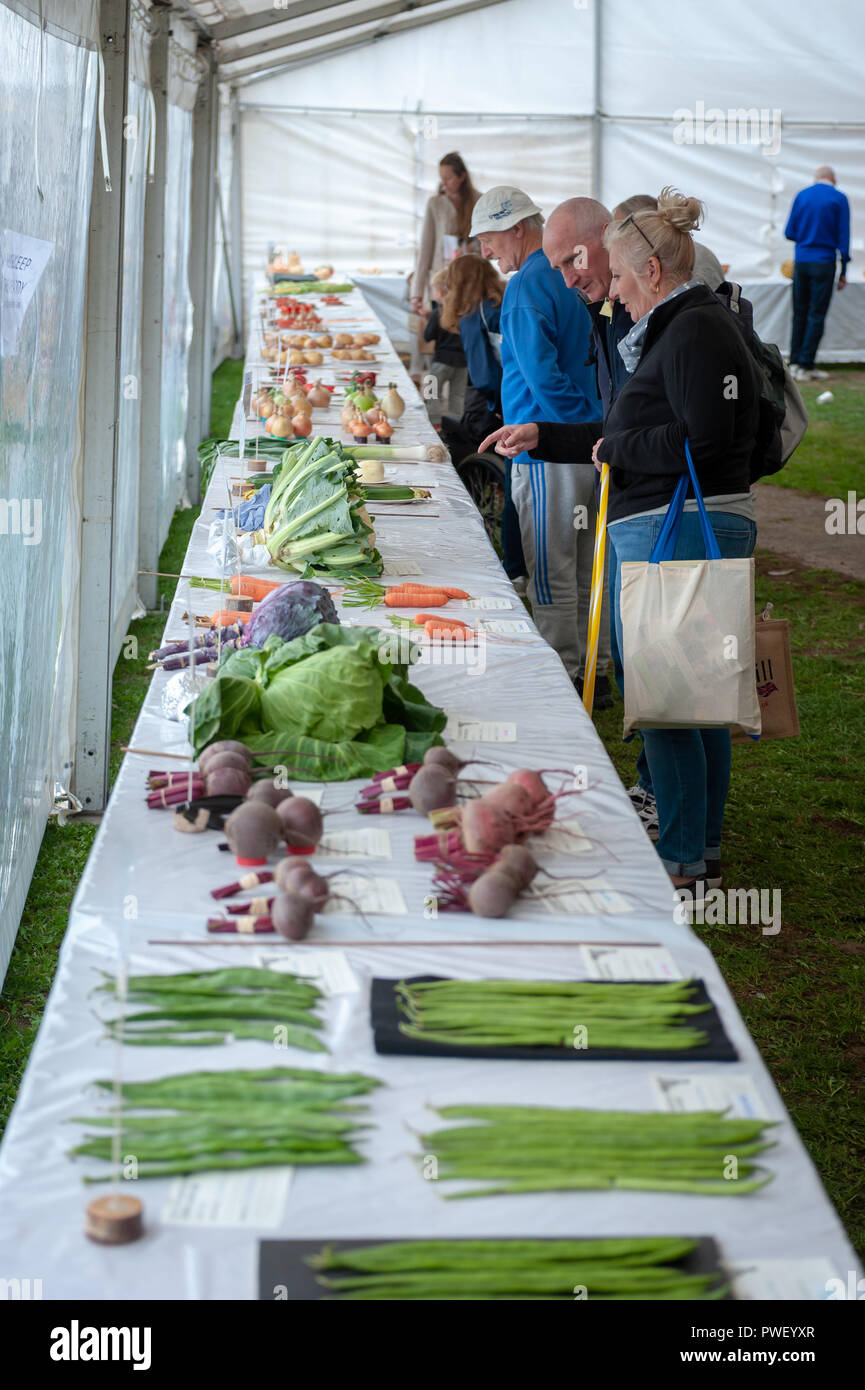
255, 436, 382, 578
393, 979, 711, 1052
190, 622, 446, 780
419, 1105, 775, 1198
72, 1067, 381, 1180
271, 281, 354, 295
96, 967, 326, 1051
308, 1237, 726, 1301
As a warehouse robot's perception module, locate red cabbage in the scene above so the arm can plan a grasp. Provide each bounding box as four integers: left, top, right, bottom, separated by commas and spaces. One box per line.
244, 581, 338, 648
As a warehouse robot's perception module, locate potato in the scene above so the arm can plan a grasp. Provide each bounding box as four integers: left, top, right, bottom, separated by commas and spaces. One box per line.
304, 351, 323, 365
289, 349, 304, 365
316, 334, 332, 347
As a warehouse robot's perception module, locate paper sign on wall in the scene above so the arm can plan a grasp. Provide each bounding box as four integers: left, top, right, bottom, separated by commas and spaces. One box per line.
2, 230, 54, 357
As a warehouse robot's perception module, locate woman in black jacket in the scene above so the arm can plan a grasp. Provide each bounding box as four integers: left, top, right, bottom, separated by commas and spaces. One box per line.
478, 190, 762, 901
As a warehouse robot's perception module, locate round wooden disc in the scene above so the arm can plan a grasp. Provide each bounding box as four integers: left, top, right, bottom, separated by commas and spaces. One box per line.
85, 1193, 144, 1245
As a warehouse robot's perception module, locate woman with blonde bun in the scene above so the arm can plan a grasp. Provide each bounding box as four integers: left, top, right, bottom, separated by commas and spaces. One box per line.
583, 188, 762, 903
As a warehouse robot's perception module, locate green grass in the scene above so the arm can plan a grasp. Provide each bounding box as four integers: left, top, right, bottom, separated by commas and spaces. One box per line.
763, 365, 865, 496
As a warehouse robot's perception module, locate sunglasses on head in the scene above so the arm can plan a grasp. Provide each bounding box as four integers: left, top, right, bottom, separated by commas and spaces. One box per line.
618, 212, 657, 254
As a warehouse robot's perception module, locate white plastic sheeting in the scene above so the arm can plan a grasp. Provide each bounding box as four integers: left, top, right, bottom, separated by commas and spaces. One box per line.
238, 107, 590, 320
745, 280, 865, 364
111, 7, 154, 653
157, 101, 195, 537
0, 0, 97, 982
238, 0, 864, 322
0, 284, 858, 1295
212, 88, 237, 366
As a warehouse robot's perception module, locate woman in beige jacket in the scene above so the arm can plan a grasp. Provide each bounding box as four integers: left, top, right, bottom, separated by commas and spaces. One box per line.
410, 153, 482, 311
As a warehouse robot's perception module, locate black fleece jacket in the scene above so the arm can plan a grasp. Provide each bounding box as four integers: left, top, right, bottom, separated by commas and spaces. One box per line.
534, 285, 761, 524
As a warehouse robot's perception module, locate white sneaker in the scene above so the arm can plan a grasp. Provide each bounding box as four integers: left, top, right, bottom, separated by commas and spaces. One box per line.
627, 784, 659, 841
789, 365, 807, 381
806, 368, 830, 380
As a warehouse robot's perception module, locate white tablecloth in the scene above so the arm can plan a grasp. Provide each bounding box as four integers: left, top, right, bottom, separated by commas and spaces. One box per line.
743, 278, 865, 362
0, 282, 858, 1300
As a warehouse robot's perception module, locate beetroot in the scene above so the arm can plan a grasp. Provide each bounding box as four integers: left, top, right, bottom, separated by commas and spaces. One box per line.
409, 765, 457, 815
205, 766, 252, 798
422, 746, 462, 776
276, 796, 323, 850
223, 802, 283, 863
483, 781, 534, 819
274, 859, 329, 908
271, 891, 315, 940
461, 799, 516, 855
203, 750, 251, 776
246, 779, 293, 809
468, 870, 519, 918
495, 844, 539, 892
506, 768, 548, 806
199, 741, 252, 774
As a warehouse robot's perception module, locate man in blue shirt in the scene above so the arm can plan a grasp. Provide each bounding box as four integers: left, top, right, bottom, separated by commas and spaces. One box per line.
784, 166, 851, 381
471, 186, 608, 700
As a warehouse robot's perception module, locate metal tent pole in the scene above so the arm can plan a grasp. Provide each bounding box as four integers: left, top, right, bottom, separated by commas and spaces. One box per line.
137, 7, 169, 611
74, 0, 132, 811
229, 86, 244, 354
185, 50, 218, 502
592, 0, 602, 199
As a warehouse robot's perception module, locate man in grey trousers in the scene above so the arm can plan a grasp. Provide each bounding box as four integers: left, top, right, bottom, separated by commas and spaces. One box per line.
471, 187, 611, 703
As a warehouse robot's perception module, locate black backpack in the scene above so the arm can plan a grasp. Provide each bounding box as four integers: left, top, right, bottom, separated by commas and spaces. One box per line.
713, 281, 809, 482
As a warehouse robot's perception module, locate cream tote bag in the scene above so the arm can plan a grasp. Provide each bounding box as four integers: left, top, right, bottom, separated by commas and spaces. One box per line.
620, 442, 761, 737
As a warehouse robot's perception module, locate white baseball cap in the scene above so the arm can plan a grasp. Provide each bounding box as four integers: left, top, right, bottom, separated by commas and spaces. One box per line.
470, 186, 543, 237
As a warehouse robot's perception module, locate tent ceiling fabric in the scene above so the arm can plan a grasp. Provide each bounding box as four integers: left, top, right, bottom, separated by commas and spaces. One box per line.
176, 0, 509, 76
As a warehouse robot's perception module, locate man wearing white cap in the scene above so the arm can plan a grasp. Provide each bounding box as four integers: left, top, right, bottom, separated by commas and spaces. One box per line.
471, 186, 609, 701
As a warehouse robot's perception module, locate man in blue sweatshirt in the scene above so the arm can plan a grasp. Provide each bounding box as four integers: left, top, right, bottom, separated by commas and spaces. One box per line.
471, 186, 608, 699
784, 166, 851, 381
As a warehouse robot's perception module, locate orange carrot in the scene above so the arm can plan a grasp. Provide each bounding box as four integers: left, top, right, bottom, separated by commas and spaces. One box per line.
413, 613, 470, 627
210, 609, 251, 628
401, 583, 470, 600
423, 620, 472, 641
229, 575, 282, 600
384, 588, 449, 608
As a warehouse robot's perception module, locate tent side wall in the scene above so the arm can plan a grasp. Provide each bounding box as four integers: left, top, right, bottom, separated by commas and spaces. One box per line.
0, 0, 99, 980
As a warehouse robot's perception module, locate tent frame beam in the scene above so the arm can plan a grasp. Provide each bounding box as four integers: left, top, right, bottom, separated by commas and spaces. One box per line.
212, 0, 354, 44
223, 0, 509, 83
185, 50, 219, 502
138, 8, 170, 612
75, 0, 133, 810
218, 0, 459, 66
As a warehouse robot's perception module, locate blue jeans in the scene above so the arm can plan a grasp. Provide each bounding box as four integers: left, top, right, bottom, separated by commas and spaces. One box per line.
791, 260, 835, 368
608, 538, 652, 794
609, 510, 757, 877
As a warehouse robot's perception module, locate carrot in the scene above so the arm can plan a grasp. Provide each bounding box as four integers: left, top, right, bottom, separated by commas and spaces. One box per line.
413, 613, 470, 628
401, 584, 470, 600
210, 609, 251, 628
229, 575, 282, 601
423, 620, 472, 641
384, 588, 449, 608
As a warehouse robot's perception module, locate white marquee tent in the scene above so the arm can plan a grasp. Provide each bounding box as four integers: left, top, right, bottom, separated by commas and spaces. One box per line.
1, 0, 863, 980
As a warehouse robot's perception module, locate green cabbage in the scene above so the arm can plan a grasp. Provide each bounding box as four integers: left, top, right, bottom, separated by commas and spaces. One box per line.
191, 623, 445, 779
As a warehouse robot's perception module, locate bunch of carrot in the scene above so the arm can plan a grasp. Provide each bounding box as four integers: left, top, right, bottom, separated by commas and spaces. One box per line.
342, 580, 470, 610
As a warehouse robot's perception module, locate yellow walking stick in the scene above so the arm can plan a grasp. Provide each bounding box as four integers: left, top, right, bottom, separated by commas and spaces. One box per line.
582, 462, 610, 717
